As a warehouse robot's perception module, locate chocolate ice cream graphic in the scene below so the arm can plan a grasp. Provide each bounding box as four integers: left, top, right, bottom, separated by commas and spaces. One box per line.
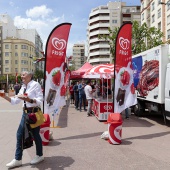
116, 88, 126, 106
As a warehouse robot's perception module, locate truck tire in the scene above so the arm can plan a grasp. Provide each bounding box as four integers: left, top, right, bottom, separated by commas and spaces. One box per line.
134, 101, 144, 117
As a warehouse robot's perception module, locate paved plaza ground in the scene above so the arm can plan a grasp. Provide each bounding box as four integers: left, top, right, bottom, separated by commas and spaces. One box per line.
0, 97, 170, 170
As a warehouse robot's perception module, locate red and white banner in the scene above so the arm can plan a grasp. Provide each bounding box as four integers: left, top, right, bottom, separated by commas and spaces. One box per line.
44, 23, 71, 114
114, 22, 136, 113
83, 64, 114, 79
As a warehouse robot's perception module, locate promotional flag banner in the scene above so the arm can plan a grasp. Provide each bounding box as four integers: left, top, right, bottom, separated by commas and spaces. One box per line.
114, 22, 137, 113
44, 23, 72, 114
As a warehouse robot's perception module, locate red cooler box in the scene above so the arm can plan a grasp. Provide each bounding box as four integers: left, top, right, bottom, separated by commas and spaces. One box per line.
107, 113, 122, 145
40, 114, 51, 145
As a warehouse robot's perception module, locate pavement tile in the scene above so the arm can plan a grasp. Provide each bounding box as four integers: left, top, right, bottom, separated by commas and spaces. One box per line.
0, 97, 170, 170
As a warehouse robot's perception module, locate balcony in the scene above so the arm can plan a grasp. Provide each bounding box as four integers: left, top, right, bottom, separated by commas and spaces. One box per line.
89, 57, 110, 64
89, 16, 110, 24
90, 9, 109, 18
89, 30, 109, 37
89, 50, 110, 57
89, 23, 110, 30
89, 44, 110, 50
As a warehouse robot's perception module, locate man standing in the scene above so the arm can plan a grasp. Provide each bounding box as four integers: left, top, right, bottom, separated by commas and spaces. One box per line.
14, 83, 20, 95
73, 81, 79, 110
78, 80, 87, 112
84, 80, 93, 116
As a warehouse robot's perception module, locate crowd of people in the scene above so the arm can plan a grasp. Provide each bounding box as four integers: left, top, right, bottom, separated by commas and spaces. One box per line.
69, 79, 96, 116
69, 79, 129, 118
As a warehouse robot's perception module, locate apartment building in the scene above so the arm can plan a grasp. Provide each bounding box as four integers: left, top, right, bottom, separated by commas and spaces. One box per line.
87, 1, 140, 65
3, 37, 35, 75
0, 14, 44, 75
141, 0, 170, 42
72, 44, 87, 70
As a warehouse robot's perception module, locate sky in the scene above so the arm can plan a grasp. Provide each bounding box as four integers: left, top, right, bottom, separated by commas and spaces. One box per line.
0, 0, 141, 56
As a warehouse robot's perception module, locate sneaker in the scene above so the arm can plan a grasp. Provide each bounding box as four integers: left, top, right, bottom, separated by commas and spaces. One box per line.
6, 159, 22, 168
30, 156, 44, 165
126, 117, 129, 120
84, 109, 87, 111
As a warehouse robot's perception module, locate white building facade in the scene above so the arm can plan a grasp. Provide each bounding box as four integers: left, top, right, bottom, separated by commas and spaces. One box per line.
87, 1, 140, 65
141, 0, 170, 42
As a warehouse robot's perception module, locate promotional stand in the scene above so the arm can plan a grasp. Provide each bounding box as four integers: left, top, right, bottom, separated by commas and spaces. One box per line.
83, 64, 114, 121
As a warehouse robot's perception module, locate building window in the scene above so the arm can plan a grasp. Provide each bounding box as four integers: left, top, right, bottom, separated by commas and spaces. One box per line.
21, 52, 28, 57
142, 13, 144, 21
167, 29, 170, 39
167, 1, 170, 11
15, 60, 18, 64
21, 68, 28, 72
15, 68, 18, 72
5, 68, 9, 72
158, 0, 161, 5
112, 20, 117, 23
141, 2, 144, 10
5, 60, 9, 64
5, 44, 9, 49
15, 45, 18, 49
21, 60, 28, 65
168, 15, 170, 25
5, 52, 9, 56
152, 2, 155, 11
21, 45, 27, 49
152, 14, 155, 23
158, 22, 161, 30
15, 52, 18, 57
158, 9, 161, 18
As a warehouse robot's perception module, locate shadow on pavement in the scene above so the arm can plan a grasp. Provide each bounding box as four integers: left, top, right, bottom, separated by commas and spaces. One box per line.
57, 132, 103, 141
122, 115, 155, 127
22, 156, 75, 170
122, 131, 170, 145
56, 105, 69, 128
46, 140, 61, 147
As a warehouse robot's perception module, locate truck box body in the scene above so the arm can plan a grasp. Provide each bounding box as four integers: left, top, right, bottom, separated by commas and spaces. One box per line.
165, 63, 170, 119
132, 44, 169, 104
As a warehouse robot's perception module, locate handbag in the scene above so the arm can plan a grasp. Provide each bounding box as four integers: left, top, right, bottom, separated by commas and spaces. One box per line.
29, 107, 46, 128
23, 122, 33, 150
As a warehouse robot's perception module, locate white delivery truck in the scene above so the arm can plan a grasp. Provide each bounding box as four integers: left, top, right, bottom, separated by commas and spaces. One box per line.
132, 44, 170, 123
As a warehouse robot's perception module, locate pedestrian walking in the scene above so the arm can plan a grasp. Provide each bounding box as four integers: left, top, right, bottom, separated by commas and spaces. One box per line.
125, 108, 129, 119
0, 71, 44, 168
69, 82, 74, 104
14, 83, 20, 95
84, 80, 94, 116
73, 81, 79, 110
78, 80, 87, 112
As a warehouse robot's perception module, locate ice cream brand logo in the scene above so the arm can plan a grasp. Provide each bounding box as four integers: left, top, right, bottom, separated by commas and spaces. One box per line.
119, 37, 130, 50
51, 37, 66, 56
52, 37, 66, 50
119, 37, 130, 56
104, 105, 112, 110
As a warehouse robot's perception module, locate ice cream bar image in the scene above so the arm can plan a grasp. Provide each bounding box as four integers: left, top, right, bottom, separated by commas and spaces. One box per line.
46, 89, 57, 106
116, 88, 126, 106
